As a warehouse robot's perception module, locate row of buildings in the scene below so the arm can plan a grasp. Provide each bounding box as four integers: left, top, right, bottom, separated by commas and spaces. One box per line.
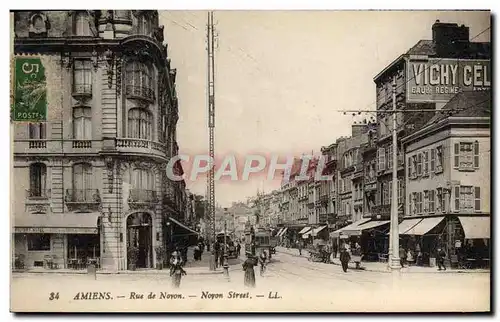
258, 20, 491, 264
11, 10, 199, 271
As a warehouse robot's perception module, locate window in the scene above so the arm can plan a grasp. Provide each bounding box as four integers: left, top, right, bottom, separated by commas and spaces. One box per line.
416, 192, 423, 214
72, 163, 93, 201
128, 108, 152, 140
430, 148, 436, 173
29, 163, 47, 197
74, 12, 91, 36
73, 60, 92, 93
408, 157, 413, 179
27, 234, 51, 251
32, 14, 45, 30
411, 192, 417, 215
28, 123, 46, 139
137, 14, 152, 35
454, 142, 478, 170
383, 183, 389, 205
388, 181, 392, 201
474, 187, 481, 212
423, 190, 429, 213
454, 186, 474, 212
378, 148, 386, 171
73, 107, 92, 140
126, 61, 152, 91
436, 146, 443, 172
429, 190, 435, 213
131, 168, 154, 190
423, 150, 429, 176
416, 153, 422, 176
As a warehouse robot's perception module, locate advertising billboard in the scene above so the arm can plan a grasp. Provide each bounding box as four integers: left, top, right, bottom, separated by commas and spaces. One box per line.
406, 58, 491, 103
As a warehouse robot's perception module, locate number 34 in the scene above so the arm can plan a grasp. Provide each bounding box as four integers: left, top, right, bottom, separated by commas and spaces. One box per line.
49, 292, 59, 300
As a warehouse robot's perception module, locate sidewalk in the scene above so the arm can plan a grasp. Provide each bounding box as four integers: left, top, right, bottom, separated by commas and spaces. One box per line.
276, 247, 489, 274
12, 246, 243, 276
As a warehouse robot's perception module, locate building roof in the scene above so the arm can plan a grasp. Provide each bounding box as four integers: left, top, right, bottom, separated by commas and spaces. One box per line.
425, 90, 491, 125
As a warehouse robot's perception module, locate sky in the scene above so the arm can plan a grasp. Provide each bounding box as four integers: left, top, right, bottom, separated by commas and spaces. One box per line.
158, 10, 490, 207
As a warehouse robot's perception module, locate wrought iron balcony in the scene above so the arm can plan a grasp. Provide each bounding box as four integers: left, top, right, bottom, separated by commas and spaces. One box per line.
65, 189, 101, 204
129, 189, 158, 204
116, 138, 166, 154
125, 85, 155, 102
26, 189, 51, 199
72, 84, 92, 97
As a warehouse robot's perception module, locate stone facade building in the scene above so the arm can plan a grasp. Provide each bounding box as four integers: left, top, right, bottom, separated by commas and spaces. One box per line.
12, 10, 187, 271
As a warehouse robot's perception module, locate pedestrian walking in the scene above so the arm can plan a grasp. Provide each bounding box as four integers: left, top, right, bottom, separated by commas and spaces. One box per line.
170, 251, 187, 289
339, 247, 351, 272
242, 251, 257, 288
399, 246, 406, 268
219, 248, 225, 267
332, 242, 338, 260
437, 248, 447, 271
258, 249, 268, 276
297, 240, 303, 256
193, 244, 200, 261
236, 243, 241, 257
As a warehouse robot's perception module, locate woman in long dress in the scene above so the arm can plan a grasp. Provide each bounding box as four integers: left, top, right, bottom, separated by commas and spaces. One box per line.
170, 251, 186, 288
242, 251, 257, 288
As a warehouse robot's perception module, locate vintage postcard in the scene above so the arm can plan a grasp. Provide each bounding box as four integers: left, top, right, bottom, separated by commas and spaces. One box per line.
9, 9, 491, 313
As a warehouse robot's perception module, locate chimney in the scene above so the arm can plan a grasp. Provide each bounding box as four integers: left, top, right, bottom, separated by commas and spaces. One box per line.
352, 124, 368, 138
432, 20, 470, 57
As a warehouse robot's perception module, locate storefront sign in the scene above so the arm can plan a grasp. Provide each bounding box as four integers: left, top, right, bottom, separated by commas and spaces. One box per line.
14, 227, 98, 234
406, 58, 491, 103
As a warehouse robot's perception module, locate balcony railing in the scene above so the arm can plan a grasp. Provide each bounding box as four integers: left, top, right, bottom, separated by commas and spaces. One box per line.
116, 138, 166, 154
29, 140, 47, 149
72, 84, 92, 97
72, 140, 92, 149
65, 189, 101, 204
129, 189, 158, 204
125, 85, 155, 102
26, 189, 51, 199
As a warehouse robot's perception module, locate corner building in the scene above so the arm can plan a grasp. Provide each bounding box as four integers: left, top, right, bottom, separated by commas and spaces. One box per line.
12, 10, 186, 271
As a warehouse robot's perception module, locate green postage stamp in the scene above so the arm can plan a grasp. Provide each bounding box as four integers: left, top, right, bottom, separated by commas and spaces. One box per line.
11, 56, 47, 122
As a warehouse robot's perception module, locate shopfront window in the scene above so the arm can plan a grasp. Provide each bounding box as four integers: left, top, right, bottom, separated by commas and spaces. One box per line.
27, 234, 51, 251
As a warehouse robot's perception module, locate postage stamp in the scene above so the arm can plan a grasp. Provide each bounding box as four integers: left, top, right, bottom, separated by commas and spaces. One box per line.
11, 56, 47, 122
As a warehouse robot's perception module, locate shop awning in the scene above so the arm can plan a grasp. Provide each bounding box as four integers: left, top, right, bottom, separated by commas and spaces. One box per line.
397, 218, 424, 235
402, 217, 444, 236
302, 231, 311, 239
299, 227, 312, 234
276, 228, 284, 236
458, 216, 490, 239
356, 220, 390, 231
278, 228, 288, 237
169, 217, 200, 236
14, 213, 100, 234
330, 218, 371, 238
311, 225, 327, 236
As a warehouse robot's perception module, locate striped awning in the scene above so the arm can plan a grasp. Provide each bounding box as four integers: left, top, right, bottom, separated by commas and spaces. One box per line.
298, 227, 312, 234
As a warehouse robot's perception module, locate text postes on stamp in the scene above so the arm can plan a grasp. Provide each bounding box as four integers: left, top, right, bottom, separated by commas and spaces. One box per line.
12, 56, 47, 122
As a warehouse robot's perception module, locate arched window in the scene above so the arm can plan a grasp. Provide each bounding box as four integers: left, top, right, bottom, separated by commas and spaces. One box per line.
74, 12, 91, 36
29, 163, 47, 198
126, 61, 152, 90
72, 163, 93, 202
73, 107, 92, 140
32, 14, 45, 30
128, 108, 152, 140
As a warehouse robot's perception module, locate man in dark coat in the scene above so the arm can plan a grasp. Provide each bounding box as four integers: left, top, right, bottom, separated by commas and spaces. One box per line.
437, 248, 447, 271
340, 247, 351, 272
399, 246, 407, 268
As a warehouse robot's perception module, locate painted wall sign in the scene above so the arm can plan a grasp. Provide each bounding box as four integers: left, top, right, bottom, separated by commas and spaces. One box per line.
14, 227, 98, 234
406, 58, 491, 103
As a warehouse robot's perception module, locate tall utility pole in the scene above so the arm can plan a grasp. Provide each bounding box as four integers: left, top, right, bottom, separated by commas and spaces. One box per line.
206, 11, 217, 271
388, 76, 401, 270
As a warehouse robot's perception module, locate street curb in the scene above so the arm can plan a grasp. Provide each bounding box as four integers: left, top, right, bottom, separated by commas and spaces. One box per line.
276, 249, 489, 274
